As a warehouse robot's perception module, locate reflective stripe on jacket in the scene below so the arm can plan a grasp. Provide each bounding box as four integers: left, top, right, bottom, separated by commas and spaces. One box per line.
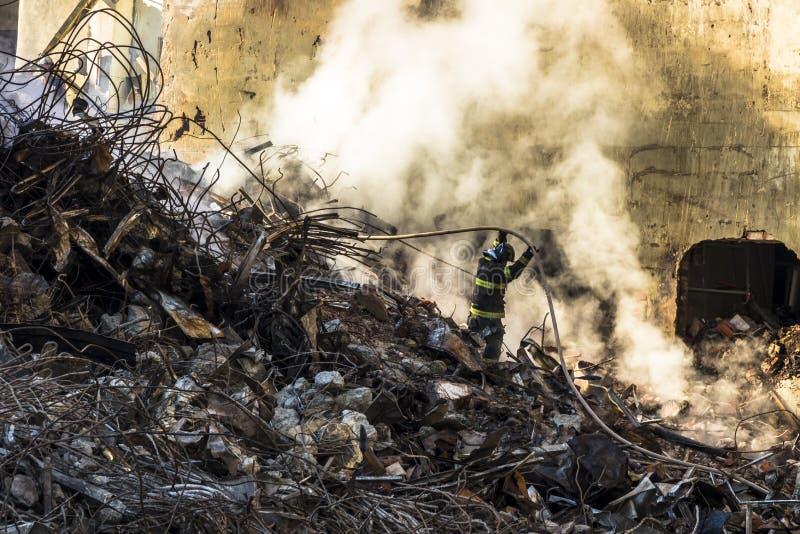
469, 247, 533, 318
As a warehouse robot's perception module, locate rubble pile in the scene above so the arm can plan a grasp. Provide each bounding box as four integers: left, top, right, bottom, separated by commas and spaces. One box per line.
3, 10, 800, 534
683, 311, 800, 449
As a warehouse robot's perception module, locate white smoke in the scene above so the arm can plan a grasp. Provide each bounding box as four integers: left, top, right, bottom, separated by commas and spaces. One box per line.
260, 0, 690, 400
0, 70, 69, 146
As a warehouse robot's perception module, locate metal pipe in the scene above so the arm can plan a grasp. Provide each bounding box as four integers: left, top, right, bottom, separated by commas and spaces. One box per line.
687, 287, 748, 296
745, 504, 752, 534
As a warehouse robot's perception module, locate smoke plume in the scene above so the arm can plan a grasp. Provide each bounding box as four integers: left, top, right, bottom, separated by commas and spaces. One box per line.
258, 0, 691, 400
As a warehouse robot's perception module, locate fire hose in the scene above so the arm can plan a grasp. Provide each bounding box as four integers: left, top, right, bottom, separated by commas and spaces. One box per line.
357, 226, 768, 495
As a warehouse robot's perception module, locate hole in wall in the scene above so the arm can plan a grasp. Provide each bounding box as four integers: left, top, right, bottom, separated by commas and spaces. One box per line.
676, 234, 800, 340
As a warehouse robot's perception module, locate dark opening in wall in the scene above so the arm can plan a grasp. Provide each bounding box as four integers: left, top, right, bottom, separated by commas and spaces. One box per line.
676, 236, 800, 339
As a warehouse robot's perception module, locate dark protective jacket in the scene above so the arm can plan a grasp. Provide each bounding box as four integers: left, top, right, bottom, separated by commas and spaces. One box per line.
469, 247, 534, 319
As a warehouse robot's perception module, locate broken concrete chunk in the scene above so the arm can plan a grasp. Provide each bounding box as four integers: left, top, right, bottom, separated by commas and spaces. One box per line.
341, 410, 377, 442
337, 387, 373, 412
728, 314, 752, 332
193, 342, 239, 374
355, 287, 389, 321
401, 356, 447, 376
276, 377, 313, 410
293, 377, 311, 392
429, 379, 472, 406
321, 422, 353, 442
426, 318, 482, 371
553, 413, 582, 433
347, 344, 382, 367
10, 475, 39, 507
276, 385, 302, 410
98, 313, 123, 336
301, 417, 327, 438
125, 304, 157, 337
305, 392, 335, 413
314, 370, 345, 390
319, 422, 363, 468
270, 407, 300, 434
385, 462, 406, 478
131, 247, 156, 270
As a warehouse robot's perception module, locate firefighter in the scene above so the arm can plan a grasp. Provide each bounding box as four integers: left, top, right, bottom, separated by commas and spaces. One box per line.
468, 232, 534, 361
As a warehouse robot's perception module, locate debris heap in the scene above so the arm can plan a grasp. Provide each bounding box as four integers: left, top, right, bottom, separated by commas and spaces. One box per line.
3, 9, 800, 534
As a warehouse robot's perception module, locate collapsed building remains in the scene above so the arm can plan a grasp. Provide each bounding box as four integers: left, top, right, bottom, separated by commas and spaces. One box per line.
2, 8, 800, 533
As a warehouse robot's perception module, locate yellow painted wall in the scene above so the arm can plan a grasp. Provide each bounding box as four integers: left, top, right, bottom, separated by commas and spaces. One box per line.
159, 0, 344, 160
16, 0, 84, 60
614, 0, 800, 325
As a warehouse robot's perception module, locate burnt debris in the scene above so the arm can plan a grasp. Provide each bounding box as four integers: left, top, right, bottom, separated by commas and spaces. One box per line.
2, 9, 800, 534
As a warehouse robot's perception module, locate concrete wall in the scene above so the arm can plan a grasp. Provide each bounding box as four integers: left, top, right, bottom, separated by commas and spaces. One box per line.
16, 0, 84, 61
159, 0, 344, 160
613, 0, 800, 327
